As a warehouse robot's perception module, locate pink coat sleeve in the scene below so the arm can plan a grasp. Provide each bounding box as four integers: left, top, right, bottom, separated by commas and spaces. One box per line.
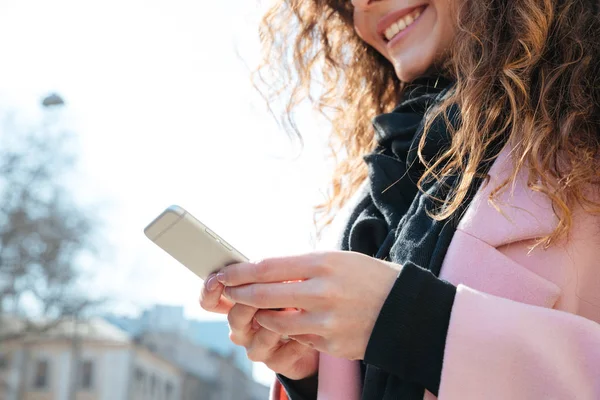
435, 147, 600, 399
437, 285, 600, 399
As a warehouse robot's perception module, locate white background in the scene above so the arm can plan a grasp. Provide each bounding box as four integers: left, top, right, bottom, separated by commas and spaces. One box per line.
0, 0, 335, 384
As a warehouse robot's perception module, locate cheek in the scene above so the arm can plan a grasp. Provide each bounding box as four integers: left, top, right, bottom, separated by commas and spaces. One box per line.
353, 12, 379, 51
354, 13, 392, 67
353, 11, 368, 43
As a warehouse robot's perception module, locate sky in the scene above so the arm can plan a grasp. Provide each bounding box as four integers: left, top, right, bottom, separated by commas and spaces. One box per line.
0, 0, 335, 386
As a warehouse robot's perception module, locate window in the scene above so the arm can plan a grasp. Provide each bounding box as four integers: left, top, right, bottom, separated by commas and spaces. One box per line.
0, 353, 10, 369
165, 382, 174, 400
79, 360, 94, 390
135, 367, 145, 382
150, 374, 157, 396
135, 367, 146, 392
155, 377, 162, 400
33, 360, 49, 389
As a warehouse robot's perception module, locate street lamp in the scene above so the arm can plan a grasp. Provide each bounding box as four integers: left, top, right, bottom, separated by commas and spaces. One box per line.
41, 93, 65, 108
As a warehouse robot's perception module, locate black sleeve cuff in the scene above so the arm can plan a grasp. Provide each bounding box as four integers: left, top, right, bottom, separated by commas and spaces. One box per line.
277, 373, 318, 400
363, 262, 457, 396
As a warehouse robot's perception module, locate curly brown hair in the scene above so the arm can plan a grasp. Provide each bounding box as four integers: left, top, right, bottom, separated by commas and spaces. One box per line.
254, 0, 600, 245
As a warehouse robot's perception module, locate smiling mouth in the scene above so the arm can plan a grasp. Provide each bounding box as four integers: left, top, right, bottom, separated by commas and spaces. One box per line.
382, 6, 427, 43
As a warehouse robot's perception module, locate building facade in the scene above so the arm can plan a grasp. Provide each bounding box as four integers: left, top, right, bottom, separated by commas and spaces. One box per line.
137, 331, 269, 400
104, 305, 253, 375
0, 316, 269, 400
0, 318, 182, 400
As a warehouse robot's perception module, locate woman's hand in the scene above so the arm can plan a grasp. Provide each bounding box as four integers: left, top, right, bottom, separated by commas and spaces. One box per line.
217, 251, 401, 361
227, 303, 319, 380
199, 273, 234, 314
199, 274, 319, 380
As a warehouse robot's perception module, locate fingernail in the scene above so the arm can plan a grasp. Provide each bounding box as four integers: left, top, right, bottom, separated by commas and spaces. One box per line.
206, 276, 219, 291
216, 272, 226, 284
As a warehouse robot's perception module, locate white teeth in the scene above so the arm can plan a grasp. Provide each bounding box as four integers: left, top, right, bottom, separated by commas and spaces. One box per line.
385, 26, 394, 39
384, 8, 423, 41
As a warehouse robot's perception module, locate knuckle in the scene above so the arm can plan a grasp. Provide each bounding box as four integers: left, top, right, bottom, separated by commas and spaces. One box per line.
226, 311, 236, 327
326, 341, 342, 356
312, 252, 334, 275
256, 332, 273, 348
289, 342, 308, 361
246, 344, 269, 363
199, 297, 214, 311
245, 350, 258, 362
320, 313, 337, 335
327, 283, 342, 300
251, 285, 268, 306
314, 281, 340, 303
228, 330, 243, 346
246, 347, 263, 362
253, 259, 271, 280
229, 328, 252, 347
247, 330, 278, 362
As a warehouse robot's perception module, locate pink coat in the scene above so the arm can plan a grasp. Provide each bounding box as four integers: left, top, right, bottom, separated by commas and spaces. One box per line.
271, 145, 600, 399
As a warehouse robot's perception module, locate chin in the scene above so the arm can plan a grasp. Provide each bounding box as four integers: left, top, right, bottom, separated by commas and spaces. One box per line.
393, 62, 431, 83
389, 50, 437, 82
394, 68, 421, 82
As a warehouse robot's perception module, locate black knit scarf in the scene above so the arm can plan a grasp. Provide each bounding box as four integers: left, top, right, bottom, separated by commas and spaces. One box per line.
339, 76, 494, 399
340, 76, 463, 274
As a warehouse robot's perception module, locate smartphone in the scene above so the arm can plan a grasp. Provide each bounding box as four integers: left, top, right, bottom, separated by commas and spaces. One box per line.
144, 205, 248, 279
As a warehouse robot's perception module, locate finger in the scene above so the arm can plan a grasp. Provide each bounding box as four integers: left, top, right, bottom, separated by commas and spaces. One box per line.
227, 304, 259, 347
199, 275, 234, 314
255, 309, 322, 336
223, 282, 313, 309
266, 339, 317, 374
246, 327, 283, 362
227, 304, 258, 332
217, 253, 328, 286
288, 334, 324, 349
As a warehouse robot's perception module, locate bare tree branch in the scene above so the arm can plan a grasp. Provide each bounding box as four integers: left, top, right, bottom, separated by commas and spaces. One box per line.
0, 110, 104, 337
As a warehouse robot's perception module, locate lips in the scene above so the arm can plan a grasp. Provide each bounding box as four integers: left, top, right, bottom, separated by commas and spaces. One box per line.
377, 5, 428, 42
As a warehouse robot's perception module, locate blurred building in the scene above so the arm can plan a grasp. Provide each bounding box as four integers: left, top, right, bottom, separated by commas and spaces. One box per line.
0, 317, 182, 400
0, 315, 269, 400
104, 305, 253, 375
137, 331, 268, 400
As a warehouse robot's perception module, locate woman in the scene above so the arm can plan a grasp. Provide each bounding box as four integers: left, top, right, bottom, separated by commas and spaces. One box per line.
200, 0, 600, 398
